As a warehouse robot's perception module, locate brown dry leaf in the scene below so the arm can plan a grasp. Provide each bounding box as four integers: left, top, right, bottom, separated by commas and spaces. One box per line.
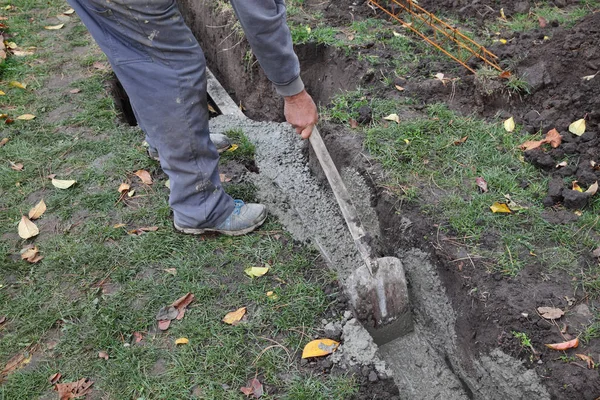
49, 372, 62, 385
118, 183, 130, 193
219, 174, 232, 183
490, 202, 511, 214
453, 136, 468, 145
55, 378, 94, 399
18, 215, 39, 239
134, 169, 153, 185
223, 307, 247, 325
545, 337, 579, 351
537, 306, 564, 320
69, 88, 81, 94
10, 162, 23, 171
128, 226, 158, 235
133, 331, 143, 344
575, 354, 595, 369
171, 292, 195, 320
545, 128, 562, 148
0, 138, 8, 147
520, 140, 545, 151
476, 177, 488, 193
92, 61, 109, 70
0, 316, 5, 325
240, 378, 263, 398
349, 118, 359, 129
112, 223, 126, 229
585, 181, 598, 196
157, 319, 171, 331
5, 118, 14, 125
98, 351, 109, 360
538, 16, 548, 28
302, 339, 340, 358
44, 23, 64, 30
593, 247, 600, 258
1, 351, 32, 381
20, 246, 42, 263
28, 199, 46, 220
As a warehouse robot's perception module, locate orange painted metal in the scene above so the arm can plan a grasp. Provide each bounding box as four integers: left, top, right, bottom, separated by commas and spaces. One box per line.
368, 0, 505, 74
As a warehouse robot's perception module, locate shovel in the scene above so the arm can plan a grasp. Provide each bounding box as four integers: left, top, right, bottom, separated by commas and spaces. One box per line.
309, 126, 413, 345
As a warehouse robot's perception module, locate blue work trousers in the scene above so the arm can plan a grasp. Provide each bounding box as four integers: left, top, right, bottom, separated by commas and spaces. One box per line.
67, 0, 234, 228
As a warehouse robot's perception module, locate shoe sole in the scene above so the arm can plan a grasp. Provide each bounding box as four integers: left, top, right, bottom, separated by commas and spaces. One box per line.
174, 211, 267, 237
148, 144, 231, 162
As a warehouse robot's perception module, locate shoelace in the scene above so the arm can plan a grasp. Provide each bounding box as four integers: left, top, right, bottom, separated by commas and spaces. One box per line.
232, 199, 245, 215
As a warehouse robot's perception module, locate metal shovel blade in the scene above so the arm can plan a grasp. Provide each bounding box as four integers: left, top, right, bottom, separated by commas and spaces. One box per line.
347, 256, 413, 346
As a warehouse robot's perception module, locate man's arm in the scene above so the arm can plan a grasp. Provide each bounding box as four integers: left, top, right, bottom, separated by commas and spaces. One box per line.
229, 0, 317, 138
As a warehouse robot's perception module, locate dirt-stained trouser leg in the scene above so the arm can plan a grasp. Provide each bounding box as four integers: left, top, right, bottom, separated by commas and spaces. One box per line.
67, 0, 234, 228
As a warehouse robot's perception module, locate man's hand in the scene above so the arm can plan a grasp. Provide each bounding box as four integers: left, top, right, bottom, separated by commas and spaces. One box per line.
284, 90, 318, 139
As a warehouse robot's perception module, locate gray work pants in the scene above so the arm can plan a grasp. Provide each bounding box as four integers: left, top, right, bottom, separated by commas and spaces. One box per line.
67, 0, 234, 228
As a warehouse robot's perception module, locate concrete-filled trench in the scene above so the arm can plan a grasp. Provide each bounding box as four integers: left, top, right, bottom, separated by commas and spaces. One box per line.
169, 2, 552, 398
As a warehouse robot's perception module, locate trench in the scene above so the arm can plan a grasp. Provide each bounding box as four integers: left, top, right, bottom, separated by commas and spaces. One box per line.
111, 2, 553, 399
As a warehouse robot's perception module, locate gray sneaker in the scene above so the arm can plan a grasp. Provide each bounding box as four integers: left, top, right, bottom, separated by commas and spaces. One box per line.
174, 200, 267, 236
147, 133, 232, 161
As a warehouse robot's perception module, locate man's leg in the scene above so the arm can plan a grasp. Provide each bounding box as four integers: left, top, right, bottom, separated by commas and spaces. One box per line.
68, 0, 240, 229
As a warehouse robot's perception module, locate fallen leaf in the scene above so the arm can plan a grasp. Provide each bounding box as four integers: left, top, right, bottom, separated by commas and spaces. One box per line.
593, 247, 600, 258
476, 177, 488, 193
453, 136, 468, 145
499, 70, 512, 79
18, 215, 39, 239
1, 351, 32, 380
117, 183, 130, 193
490, 202, 511, 213
112, 223, 126, 228
434, 72, 445, 81
92, 61, 108, 70
171, 292, 195, 320
165, 179, 170, 189
545, 128, 562, 148
128, 226, 158, 235
266, 291, 278, 300
395, 85, 405, 91
28, 199, 46, 220
383, 113, 400, 124
12, 49, 35, 56
5, 118, 14, 125
20, 246, 42, 263
0, 316, 5, 325
63, 8, 75, 14
157, 320, 171, 331
503, 117, 515, 132
175, 337, 189, 345
545, 337, 579, 351
302, 339, 340, 358
47, 174, 57, 179
504, 194, 528, 211
575, 354, 595, 369
538, 16, 548, 28
227, 144, 239, 152
572, 181, 583, 193
164, 268, 177, 275
582, 72, 598, 81
127, 189, 135, 197
537, 307, 564, 320
133, 331, 143, 344
0, 138, 8, 147
585, 181, 598, 196
55, 378, 94, 399
556, 161, 567, 168
9, 81, 27, 89
134, 170, 152, 185
245, 266, 269, 278
349, 118, 359, 128
69, 88, 81, 94
569, 119, 586, 136
219, 174, 232, 183
223, 307, 246, 325
49, 372, 62, 385
98, 351, 109, 360
499, 8, 507, 20
240, 378, 263, 398
52, 179, 76, 189
10, 162, 23, 171
16, 114, 35, 120
44, 23, 64, 30
392, 31, 402, 37
574, 210, 583, 216
0, 91, 5, 96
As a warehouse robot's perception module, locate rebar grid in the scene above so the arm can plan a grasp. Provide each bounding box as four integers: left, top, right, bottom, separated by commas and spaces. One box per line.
368, 0, 505, 74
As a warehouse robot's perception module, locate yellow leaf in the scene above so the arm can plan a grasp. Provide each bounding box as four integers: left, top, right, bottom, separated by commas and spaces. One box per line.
28, 199, 46, 220
301, 339, 340, 358
51, 179, 76, 189
227, 144, 239, 152
113, 223, 126, 228
306, 26, 311, 34
164, 268, 177, 275
572, 181, 583, 192
395, 85, 405, 91
569, 118, 586, 136
9, 81, 27, 89
63, 8, 75, 15
503, 117, 515, 132
245, 266, 269, 278
222, 307, 246, 325
404, 139, 410, 144
574, 210, 583, 216
18, 215, 39, 239
0, 90, 5, 95
392, 31, 402, 37
383, 113, 400, 124
175, 337, 189, 345
585, 181, 598, 196
6, 42, 17, 49
266, 291, 278, 300
500, 8, 506, 20
165, 179, 170, 189
490, 202, 511, 213
44, 24, 64, 30
16, 114, 35, 120
499, 39, 507, 44
127, 190, 135, 197
12, 50, 35, 56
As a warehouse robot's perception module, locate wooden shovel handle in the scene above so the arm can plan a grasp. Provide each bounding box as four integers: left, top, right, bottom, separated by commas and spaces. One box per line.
308, 126, 376, 274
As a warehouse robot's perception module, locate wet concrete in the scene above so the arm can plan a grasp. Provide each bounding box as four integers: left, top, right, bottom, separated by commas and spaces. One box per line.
209, 115, 551, 399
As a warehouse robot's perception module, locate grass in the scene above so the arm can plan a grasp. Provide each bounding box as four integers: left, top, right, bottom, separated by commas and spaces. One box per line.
0, 1, 357, 398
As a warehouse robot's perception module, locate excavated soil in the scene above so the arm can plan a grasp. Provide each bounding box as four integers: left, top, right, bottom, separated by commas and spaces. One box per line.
110, 1, 600, 398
